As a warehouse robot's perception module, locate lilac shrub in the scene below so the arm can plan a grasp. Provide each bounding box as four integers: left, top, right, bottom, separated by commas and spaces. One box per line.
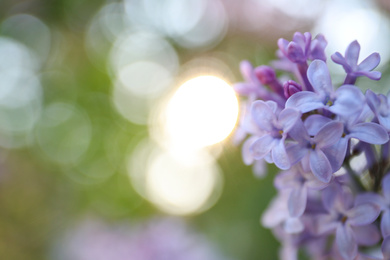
234, 32, 390, 259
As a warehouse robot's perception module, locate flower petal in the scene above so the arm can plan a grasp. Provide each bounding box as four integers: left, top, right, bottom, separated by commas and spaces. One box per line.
381, 209, 390, 238
307, 60, 333, 95
261, 193, 288, 228
314, 121, 344, 149
322, 137, 348, 172
331, 52, 349, 68
322, 183, 340, 212
356, 70, 381, 80
365, 89, 381, 114
315, 214, 338, 235
278, 108, 301, 133
347, 203, 381, 226
355, 192, 387, 209
304, 114, 332, 136
310, 149, 333, 183
274, 169, 299, 189
251, 100, 275, 131
242, 136, 257, 165
278, 38, 289, 56
305, 177, 329, 190
345, 40, 360, 68
272, 139, 290, 170
288, 185, 307, 217
253, 160, 267, 179
336, 224, 358, 260
348, 122, 389, 144
240, 60, 256, 82
288, 118, 310, 144
382, 236, 390, 260
286, 143, 307, 165
358, 52, 380, 71
287, 42, 305, 63
250, 135, 276, 159
382, 174, 390, 201
353, 224, 381, 246
284, 217, 304, 234
285, 91, 324, 113
329, 85, 365, 117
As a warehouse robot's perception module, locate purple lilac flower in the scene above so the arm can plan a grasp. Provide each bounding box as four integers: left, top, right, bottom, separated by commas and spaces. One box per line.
276, 32, 327, 91
304, 114, 389, 172
234, 60, 284, 106
278, 32, 327, 64
286, 60, 366, 118
250, 100, 300, 170
275, 165, 328, 218
241, 135, 268, 178
331, 40, 381, 85
316, 187, 381, 260
262, 190, 304, 234
233, 60, 264, 99
287, 119, 343, 183
355, 174, 390, 239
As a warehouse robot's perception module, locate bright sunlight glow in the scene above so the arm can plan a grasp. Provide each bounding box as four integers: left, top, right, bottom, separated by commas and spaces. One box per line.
146, 149, 221, 215
165, 76, 238, 149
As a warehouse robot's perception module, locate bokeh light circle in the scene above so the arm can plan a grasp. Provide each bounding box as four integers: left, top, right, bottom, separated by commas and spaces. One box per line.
164, 76, 239, 149
127, 139, 223, 215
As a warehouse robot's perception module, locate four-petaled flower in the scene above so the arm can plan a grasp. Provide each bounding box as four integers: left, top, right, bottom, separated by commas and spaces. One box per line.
250, 100, 300, 170
331, 40, 381, 84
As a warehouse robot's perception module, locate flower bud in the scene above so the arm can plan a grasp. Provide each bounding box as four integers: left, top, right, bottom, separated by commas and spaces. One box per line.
254, 65, 276, 85
287, 42, 307, 63
283, 80, 302, 98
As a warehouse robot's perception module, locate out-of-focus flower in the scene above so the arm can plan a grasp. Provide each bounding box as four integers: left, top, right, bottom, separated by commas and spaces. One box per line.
53, 217, 230, 260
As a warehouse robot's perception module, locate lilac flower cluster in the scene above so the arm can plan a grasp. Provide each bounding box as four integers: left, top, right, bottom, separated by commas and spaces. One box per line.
234, 32, 390, 259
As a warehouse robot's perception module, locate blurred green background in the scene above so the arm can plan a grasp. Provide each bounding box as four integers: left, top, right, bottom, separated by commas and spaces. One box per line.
0, 0, 390, 259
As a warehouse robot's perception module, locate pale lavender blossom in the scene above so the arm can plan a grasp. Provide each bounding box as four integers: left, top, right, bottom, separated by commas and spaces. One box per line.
262, 191, 304, 234
234, 60, 284, 106
286, 60, 366, 118
276, 32, 327, 91
277, 32, 327, 64
355, 174, 390, 239
287, 119, 343, 183
275, 165, 328, 218
250, 100, 300, 170
304, 114, 389, 172
316, 188, 381, 260
331, 40, 381, 85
